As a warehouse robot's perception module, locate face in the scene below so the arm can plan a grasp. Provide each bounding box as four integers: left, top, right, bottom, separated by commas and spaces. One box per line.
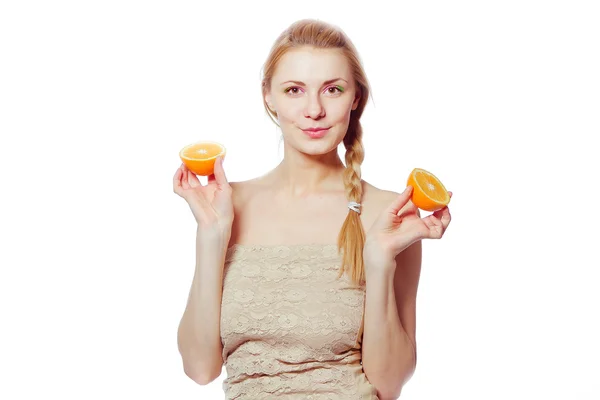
265, 47, 361, 155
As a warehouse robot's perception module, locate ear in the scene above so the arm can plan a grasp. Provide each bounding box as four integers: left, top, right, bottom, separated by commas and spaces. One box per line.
265, 93, 276, 112
351, 89, 361, 111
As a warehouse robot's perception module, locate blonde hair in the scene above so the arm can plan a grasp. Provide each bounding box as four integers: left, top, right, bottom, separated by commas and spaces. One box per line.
261, 19, 372, 286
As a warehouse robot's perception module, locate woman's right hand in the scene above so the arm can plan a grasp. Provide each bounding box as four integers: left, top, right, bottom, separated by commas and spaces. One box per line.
173, 156, 234, 237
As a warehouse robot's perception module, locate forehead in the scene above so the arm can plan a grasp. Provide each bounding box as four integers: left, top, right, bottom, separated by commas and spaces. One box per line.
272, 47, 352, 85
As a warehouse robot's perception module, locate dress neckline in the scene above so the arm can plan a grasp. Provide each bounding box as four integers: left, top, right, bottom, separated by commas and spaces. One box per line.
225, 243, 342, 259
227, 243, 338, 251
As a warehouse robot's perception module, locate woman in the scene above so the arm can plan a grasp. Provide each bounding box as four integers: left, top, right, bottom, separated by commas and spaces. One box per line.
174, 18, 452, 400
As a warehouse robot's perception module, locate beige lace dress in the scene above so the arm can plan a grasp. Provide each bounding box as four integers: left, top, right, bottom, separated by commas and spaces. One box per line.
220, 243, 379, 399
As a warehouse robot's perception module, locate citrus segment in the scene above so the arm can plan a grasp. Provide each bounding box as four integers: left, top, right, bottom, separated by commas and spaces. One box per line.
407, 168, 450, 211
179, 141, 226, 176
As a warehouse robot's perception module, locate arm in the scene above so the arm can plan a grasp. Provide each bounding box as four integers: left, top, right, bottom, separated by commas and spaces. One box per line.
362, 240, 421, 399
177, 229, 230, 385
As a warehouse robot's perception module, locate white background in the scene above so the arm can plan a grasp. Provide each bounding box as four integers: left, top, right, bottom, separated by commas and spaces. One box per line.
1, 0, 599, 399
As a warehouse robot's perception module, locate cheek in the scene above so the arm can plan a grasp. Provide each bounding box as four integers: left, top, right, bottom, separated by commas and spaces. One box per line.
275, 101, 302, 121
329, 102, 354, 122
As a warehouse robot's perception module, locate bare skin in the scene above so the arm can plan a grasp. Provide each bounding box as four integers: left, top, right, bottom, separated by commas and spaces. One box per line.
175, 45, 452, 398
231, 46, 395, 245
227, 177, 395, 248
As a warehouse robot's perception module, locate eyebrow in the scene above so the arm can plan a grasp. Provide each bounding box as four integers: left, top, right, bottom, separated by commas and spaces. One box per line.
280, 78, 348, 86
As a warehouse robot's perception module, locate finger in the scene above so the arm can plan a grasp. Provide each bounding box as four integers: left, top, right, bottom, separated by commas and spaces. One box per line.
432, 205, 446, 219
428, 224, 444, 239
430, 207, 451, 234
213, 156, 229, 187
423, 213, 440, 228
388, 186, 413, 215
173, 166, 183, 193
422, 215, 444, 239
186, 169, 201, 188
397, 198, 418, 218
173, 166, 182, 183
440, 206, 451, 229
207, 173, 216, 185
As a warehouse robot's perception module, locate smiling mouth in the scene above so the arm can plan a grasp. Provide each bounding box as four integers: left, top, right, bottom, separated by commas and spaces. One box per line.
303, 127, 330, 131
302, 127, 330, 138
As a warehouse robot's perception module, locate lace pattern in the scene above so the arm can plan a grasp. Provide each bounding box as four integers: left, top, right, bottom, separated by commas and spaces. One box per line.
220, 244, 379, 399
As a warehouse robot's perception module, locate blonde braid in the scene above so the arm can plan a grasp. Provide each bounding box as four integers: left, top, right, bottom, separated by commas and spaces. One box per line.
337, 117, 366, 286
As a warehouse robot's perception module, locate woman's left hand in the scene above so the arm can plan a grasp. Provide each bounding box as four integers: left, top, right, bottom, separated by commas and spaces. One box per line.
363, 186, 452, 271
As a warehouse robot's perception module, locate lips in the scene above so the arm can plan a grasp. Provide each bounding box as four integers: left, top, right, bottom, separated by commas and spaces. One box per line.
303, 127, 330, 132
302, 127, 330, 138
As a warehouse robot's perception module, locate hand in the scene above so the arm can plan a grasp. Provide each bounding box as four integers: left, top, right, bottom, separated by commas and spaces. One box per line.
364, 186, 452, 269
172, 156, 234, 236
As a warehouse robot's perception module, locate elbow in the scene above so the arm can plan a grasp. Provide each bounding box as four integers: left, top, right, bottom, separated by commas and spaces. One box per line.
367, 366, 415, 400
179, 351, 223, 386
184, 364, 222, 386
177, 333, 224, 385
366, 373, 402, 400
190, 372, 218, 386
374, 385, 403, 400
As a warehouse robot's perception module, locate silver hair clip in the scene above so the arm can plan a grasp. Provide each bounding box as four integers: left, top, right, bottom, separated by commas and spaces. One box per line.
347, 201, 361, 214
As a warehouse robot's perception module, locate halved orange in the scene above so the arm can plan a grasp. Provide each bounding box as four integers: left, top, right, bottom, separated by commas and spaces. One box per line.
179, 141, 226, 176
407, 168, 450, 211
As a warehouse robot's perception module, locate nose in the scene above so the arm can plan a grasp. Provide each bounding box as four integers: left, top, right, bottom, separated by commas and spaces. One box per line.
304, 93, 325, 119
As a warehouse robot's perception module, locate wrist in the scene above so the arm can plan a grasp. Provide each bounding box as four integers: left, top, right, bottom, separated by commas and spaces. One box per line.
196, 225, 232, 246
363, 240, 396, 270
364, 258, 397, 278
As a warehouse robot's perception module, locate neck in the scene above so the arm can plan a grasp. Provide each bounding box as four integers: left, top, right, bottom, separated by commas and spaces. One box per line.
268, 149, 346, 197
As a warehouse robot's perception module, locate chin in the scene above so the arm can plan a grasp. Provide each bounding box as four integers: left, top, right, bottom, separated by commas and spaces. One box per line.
301, 146, 336, 156
282, 125, 345, 153
298, 136, 343, 156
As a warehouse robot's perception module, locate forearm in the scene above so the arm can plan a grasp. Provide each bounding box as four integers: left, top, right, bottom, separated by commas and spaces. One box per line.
362, 267, 416, 399
177, 229, 230, 382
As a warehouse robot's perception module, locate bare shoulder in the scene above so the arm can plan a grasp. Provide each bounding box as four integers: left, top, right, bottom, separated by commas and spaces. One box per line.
361, 180, 402, 212
228, 178, 263, 207
228, 179, 255, 219
228, 180, 246, 204
227, 178, 265, 245
362, 180, 420, 219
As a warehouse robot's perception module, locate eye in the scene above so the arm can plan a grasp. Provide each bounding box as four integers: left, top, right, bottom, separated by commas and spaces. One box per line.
284, 86, 302, 95
327, 85, 344, 94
